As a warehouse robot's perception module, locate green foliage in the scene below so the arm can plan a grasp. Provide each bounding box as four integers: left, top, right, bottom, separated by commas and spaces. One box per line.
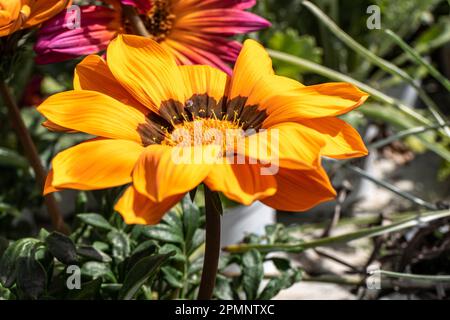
215, 224, 302, 300
0, 197, 301, 300
268, 29, 322, 79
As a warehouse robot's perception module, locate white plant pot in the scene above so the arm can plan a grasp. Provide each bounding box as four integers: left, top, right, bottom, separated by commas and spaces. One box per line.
220, 201, 276, 247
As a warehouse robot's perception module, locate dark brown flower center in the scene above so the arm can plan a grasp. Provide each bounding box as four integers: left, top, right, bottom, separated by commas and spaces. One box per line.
137, 95, 267, 147
143, 0, 175, 42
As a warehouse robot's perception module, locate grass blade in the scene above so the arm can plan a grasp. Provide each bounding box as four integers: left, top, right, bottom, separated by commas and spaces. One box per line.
223, 209, 450, 253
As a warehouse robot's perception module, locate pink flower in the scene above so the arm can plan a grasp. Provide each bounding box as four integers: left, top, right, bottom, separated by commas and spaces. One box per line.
34, 0, 270, 74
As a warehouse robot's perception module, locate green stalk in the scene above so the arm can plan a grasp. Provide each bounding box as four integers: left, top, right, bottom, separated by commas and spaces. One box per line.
345, 164, 437, 210
223, 209, 450, 253
384, 29, 450, 92
371, 27, 450, 82
197, 186, 222, 300
378, 270, 450, 282
368, 124, 449, 150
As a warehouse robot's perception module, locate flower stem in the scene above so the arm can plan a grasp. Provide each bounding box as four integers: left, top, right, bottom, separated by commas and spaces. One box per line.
197, 185, 222, 300
0, 79, 68, 234
122, 5, 150, 37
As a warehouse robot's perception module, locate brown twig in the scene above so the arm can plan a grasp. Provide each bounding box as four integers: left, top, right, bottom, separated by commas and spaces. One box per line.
0, 79, 68, 234
197, 185, 222, 300
122, 5, 150, 37
314, 248, 362, 273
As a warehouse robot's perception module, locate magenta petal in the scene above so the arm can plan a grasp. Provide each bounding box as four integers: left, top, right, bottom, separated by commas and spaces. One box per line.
176, 33, 242, 63
179, 9, 271, 36
172, 42, 234, 75
191, 0, 256, 10
120, 0, 151, 13
34, 6, 119, 64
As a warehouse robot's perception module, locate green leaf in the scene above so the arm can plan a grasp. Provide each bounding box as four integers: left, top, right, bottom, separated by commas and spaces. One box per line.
81, 261, 116, 282
182, 196, 200, 251
268, 29, 322, 79
76, 245, 112, 263
189, 229, 205, 255
124, 240, 158, 272
0, 238, 40, 287
162, 210, 183, 234
270, 258, 292, 272
142, 224, 184, 244
0, 237, 8, 259
77, 213, 115, 231
241, 249, 263, 300
16, 253, 47, 300
0, 147, 28, 168
214, 274, 234, 300
107, 230, 130, 262
118, 252, 174, 300
66, 278, 103, 300
75, 192, 88, 214
45, 232, 78, 265
188, 257, 204, 276
159, 244, 185, 263
257, 270, 301, 300
37, 228, 50, 241
161, 266, 183, 288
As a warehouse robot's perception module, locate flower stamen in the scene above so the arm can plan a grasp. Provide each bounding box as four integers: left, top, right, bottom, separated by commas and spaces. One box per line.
143, 0, 175, 42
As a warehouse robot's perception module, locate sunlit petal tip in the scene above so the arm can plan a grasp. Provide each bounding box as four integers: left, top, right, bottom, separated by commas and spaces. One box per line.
37, 90, 146, 143
43, 169, 60, 195
114, 186, 183, 225
132, 145, 214, 203
50, 139, 144, 192
299, 118, 369, 160
262, 167, 337, 212
204, 163, 278, 205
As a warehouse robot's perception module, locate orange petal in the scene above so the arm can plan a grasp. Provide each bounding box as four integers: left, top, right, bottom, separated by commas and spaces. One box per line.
42, 120, 76, 133
45, 139, 144, 194
178, 65, 229, 104
204, 162, 277, 205
114, 186, 183, 225
107, 34, 186, 114
262, 166, 336, 212
229, 39, 274, 99
37, 90, 147, 143
240, 122, 325, 170
0, 0, 21, 36
256, 81, 368, 127
300, 117, 368, 159
74, 54, 147, 114
132, 144, 216, 202
25, 0, 71, 28
44, 169, 61, 195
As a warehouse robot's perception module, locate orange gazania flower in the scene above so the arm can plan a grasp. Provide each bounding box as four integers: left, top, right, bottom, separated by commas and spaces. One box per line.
38, 35, 368, 225
0, 0, 70, 37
